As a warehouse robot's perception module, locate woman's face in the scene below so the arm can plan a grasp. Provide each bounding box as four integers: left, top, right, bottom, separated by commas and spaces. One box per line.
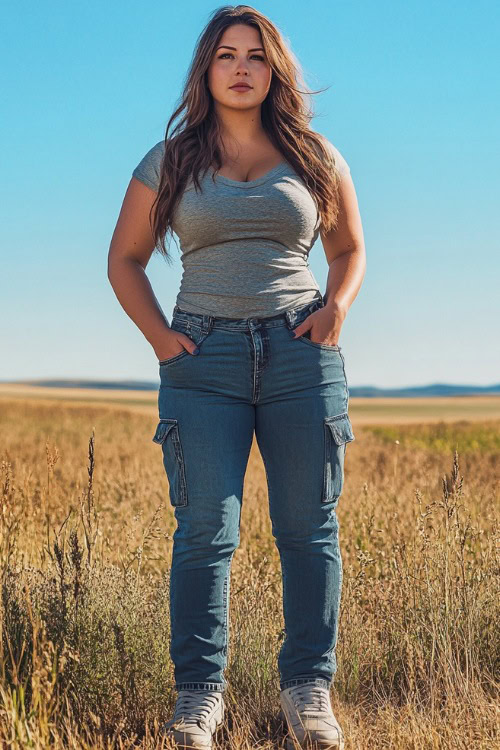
207, 24, 272, 112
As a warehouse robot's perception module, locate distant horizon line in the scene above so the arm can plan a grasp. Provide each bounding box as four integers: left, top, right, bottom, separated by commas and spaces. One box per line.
1, 378, 499, 398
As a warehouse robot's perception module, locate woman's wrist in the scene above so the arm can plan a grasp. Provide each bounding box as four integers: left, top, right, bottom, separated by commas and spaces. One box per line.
323, 298, 348, 320
149, 326, 174, 353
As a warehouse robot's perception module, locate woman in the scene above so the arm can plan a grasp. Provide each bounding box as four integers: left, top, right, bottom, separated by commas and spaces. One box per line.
108, 5, 365, 749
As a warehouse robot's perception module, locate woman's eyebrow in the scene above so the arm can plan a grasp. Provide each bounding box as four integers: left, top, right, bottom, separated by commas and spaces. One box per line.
216, 45, 265, 52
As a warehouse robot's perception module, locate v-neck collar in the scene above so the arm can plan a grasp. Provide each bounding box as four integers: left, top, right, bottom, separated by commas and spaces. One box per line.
209, 161, 289, 188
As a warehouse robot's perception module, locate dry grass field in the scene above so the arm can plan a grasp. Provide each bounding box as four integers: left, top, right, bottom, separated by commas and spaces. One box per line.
0, 388, 498, 749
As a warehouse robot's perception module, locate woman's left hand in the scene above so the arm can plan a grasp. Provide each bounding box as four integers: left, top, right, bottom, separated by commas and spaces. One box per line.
291, 305, 347, 346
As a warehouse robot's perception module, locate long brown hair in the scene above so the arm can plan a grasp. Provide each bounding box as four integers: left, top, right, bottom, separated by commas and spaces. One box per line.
151, 4, 344, 263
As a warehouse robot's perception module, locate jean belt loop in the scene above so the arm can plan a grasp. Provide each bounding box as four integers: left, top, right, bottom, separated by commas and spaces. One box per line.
309, 298, 322, 314
284, 309, 295, 331
201, 313, 214, 334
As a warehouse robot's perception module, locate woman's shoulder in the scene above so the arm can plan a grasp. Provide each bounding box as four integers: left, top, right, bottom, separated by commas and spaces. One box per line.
131, 140, 165, 192
310, 133, 351, 179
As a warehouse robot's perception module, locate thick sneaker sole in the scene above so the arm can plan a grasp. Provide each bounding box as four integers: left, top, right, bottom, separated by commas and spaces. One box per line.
285, 738, 344, 750
166, 733, 214, 750
162, 701, 224, 750
163, 724, 222, 750
278, 710, 344, 750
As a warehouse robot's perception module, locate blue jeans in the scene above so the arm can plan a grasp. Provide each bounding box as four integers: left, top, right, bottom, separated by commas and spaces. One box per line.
152, 295, 355, 694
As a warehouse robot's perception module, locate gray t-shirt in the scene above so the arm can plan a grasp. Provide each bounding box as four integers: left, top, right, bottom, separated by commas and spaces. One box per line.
132, 137, 350, 318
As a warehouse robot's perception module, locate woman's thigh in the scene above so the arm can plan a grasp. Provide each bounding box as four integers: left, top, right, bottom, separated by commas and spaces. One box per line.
255, 324, 355, 527
155, 356, 255, 531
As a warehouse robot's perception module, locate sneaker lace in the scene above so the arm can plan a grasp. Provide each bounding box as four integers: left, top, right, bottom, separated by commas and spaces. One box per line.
289, 684, 330, 715
174, 690, 221, 725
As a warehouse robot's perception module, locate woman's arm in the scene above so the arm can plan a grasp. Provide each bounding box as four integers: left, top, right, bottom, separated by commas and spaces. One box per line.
107, 177, 198, 361
291, 170, 366, 346
320, 170, 366, 316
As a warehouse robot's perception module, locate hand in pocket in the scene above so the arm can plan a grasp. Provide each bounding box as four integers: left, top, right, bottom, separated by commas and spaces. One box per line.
155, 329, 199, 361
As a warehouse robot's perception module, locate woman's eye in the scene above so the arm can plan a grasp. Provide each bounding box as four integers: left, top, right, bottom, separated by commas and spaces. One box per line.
218, 53, 265, 61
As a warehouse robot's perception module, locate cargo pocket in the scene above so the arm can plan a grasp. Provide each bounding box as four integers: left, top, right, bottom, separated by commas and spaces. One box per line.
323, 412, 355, 504
152, 418, 188, 507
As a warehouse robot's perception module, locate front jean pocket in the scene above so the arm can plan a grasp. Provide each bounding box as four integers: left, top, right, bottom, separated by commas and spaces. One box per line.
294, 328, 341, 352
152, 418, 188, 507
158, 320, 212, 367
323, 412, 355, 503
297, 334, 341, 351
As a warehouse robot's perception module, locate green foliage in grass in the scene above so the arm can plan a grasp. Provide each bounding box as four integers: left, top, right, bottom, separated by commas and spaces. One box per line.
365, 419, 500, 455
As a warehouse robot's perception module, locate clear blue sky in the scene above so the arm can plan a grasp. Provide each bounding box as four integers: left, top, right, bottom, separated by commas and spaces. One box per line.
1, 1, 499, 388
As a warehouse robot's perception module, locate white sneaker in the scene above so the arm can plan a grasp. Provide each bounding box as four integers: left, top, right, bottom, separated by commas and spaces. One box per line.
279, 683, 344, 750
160, 689, 225, 749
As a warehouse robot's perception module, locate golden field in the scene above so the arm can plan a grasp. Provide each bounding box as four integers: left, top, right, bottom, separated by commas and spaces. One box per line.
0, 387, 498, 749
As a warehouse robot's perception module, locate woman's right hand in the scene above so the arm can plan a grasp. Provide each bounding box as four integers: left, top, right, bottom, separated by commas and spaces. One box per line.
154, 329, 200, 362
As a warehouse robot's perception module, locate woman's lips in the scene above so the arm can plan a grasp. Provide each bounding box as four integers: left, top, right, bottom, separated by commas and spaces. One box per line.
230, 85, 252, 91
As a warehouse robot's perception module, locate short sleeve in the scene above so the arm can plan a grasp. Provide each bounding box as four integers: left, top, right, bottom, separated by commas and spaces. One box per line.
320, 137, 351, 179
132, 140, 165, 192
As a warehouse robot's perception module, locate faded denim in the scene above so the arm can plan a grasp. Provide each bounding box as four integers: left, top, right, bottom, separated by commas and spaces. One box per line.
152, 296, 355, 694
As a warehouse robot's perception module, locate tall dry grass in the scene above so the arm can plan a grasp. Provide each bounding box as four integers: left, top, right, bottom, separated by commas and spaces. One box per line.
0, 398, 498, 749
